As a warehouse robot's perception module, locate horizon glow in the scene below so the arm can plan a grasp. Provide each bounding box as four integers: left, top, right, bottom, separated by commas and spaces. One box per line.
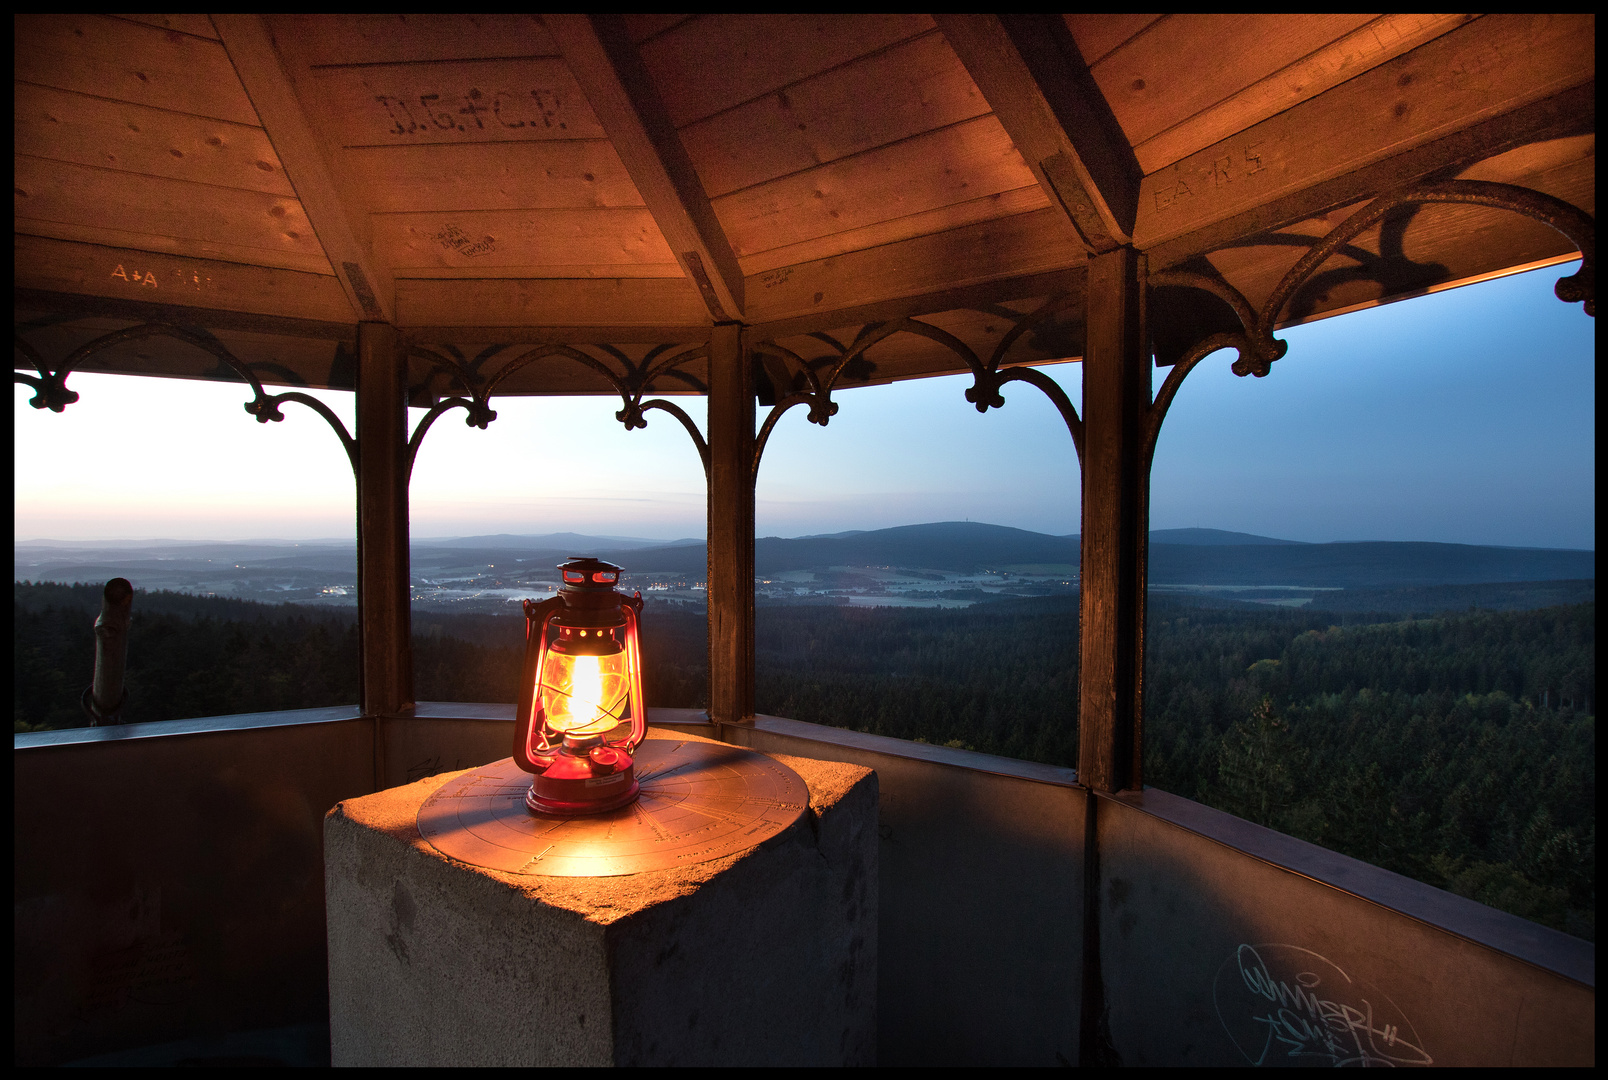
13, 262, 1595, 550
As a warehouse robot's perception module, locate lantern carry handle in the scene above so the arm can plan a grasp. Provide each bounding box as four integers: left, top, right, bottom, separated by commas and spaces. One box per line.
612, 594, 647, 752
514, 595, 565, 772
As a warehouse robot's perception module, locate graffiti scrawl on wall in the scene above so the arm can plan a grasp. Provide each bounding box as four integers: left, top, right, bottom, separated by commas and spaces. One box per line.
1214, 944, 1432, 1067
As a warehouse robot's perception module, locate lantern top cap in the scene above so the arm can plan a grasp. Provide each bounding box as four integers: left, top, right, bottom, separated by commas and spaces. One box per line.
559, 556, 624, 590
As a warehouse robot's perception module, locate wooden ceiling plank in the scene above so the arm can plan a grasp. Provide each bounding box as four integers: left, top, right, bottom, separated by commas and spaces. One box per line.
1145, 81, 1595, 272
1456, 133, 1594, 196
393, 265, 686, 281
15, 235, 354, 327
272, 14, 557, 67
15, 14, 260, 126
373, 207, 678, 272
1134, 14, 1596, 254
745, 206, 1084, 326
679, 31, 987, 200
547, 14, 746, 321
638, 14, 935, 129
936, 13, 1142, 252
15, 156, 328, 269
738, 185, 1050, 278
1091, 13, 1379, 151
711, 114, 1036, 260
299, 57, 605, 148
15, 83, 297, 199
396, 276, 710, 329
15, 217, 334, 278
1133, 14, 1478, 174
1062, 15, 1164, 68
214, 13, 396, 323
620, 15, 695, 48
110, 14, 221, 41
341, 141, 643, 214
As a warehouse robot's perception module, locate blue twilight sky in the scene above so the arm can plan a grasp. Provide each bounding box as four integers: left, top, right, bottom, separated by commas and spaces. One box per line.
12, 261, 1595, 549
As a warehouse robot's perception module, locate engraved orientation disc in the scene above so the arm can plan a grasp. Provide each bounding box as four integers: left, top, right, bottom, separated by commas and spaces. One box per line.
417, 739, 809, 877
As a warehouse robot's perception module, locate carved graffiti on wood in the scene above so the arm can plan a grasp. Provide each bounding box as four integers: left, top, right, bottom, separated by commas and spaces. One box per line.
432, 224, 497, 259
1214, 944, 1432, 1067
373, 89, 570, 136
1153, 144, 1267, 211
110, 264, 215, 292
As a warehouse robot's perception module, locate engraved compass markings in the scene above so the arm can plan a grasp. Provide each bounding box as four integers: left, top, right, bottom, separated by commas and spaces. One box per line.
635, 742, 751, 785
417, 740, 809, 877
516, 845, 557, 873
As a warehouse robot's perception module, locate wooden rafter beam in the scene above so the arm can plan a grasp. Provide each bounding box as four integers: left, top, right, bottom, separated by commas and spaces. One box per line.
212, 13, 392, 324
749, 267, 1085, 345
547, 14, 745, 323
937, 13, 1141, 253
14, 234, 357, 330
1132, 12, 1596, 256
745, 205, 1085, 329
1145, 80, 1596, 272
15, 287, 356, 344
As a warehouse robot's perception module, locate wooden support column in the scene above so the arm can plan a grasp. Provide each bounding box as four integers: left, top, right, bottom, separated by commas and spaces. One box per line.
705, 323, 755, 728
355, 321, 413, 722
1078, 249, 1148, 792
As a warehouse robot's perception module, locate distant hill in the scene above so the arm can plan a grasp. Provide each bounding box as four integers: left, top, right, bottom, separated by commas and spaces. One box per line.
595, 522, 1592, 586
1147, 528, 1308, 546
1146, 541, 1594, 587
412, 532, 697, 551
606, 522, 1075, 574
15, 523, 1594, 591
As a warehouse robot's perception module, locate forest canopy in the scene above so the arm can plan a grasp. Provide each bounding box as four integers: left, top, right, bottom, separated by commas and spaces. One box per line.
14, 581, 1594, 940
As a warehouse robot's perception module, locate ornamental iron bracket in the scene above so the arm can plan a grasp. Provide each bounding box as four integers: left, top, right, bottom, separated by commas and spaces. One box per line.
1143, 180, 1595, 473
405, 341, 711, 482
13, 321, 358, 474
750, 294, 1086, 485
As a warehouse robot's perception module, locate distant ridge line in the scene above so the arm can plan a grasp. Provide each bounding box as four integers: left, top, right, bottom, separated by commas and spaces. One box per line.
15, 522, 1593, 590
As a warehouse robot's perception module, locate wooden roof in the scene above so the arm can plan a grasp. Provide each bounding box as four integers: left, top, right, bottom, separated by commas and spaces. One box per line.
14, 14, 1596, 398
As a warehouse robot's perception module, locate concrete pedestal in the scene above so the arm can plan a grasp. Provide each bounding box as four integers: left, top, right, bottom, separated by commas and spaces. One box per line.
324, 730, 877, 1066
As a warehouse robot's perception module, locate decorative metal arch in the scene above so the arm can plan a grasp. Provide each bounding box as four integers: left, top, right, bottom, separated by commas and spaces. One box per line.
1143, 180, 1596, 472
749, 293, 1086, 485
404, 341, 712, 482
12, 321, 358, 473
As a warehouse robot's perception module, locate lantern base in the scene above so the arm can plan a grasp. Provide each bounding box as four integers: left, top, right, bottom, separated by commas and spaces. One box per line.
526, 765, 639, 815
523, 743, 640, 815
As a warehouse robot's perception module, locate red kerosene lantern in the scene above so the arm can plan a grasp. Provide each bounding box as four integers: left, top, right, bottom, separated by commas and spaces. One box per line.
513, 558, 647, 815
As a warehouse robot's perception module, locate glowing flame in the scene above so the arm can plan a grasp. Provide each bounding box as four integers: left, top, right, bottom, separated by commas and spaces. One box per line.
567, 654, 603, 730
543, 651, 628, 737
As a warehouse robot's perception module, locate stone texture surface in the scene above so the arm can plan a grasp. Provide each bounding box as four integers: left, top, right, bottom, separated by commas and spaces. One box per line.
325, 729, 877, 1066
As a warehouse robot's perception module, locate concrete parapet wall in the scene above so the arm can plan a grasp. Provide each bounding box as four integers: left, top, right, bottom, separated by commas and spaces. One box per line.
12, 707, 371, 1066
14, 704, 1594, 1066
324, 729, 877, 1066
733, 714, 1088, 1067
1094, 789, 1595, 1067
